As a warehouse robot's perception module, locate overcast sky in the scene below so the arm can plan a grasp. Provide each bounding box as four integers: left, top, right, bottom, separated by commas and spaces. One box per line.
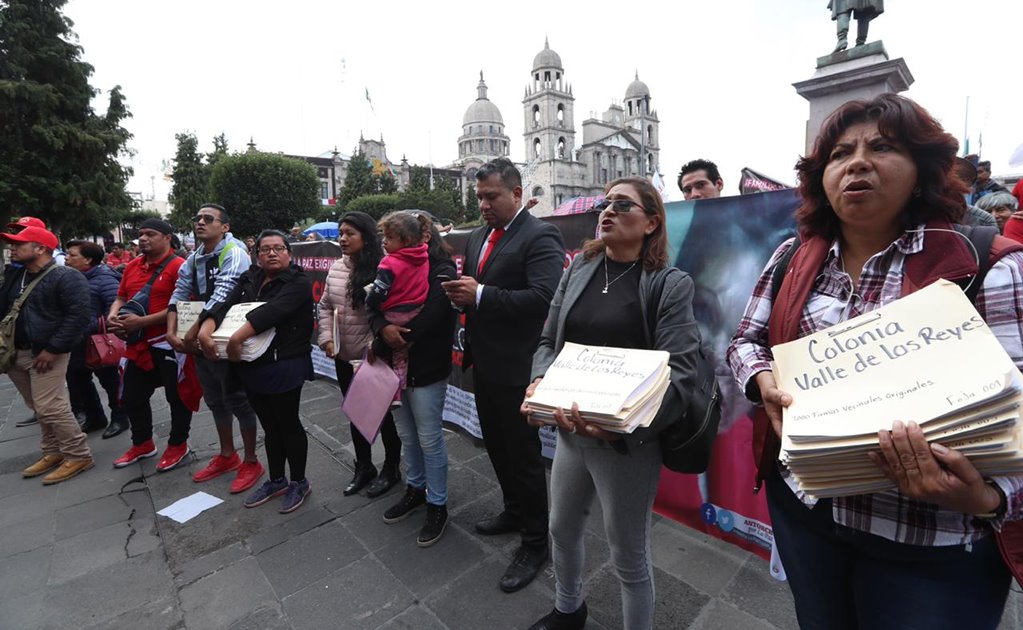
64, 0, 1022, 202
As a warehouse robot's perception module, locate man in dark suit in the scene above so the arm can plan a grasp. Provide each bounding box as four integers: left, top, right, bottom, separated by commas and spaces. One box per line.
443, 158, 565, 592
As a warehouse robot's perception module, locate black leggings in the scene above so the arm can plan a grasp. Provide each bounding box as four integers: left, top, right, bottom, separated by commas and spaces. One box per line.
334, 357, 400, 468
247, 386, 307, 482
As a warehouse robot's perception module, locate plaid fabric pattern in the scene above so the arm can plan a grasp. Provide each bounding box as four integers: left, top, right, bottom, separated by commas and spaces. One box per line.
728, 226, 1023, 546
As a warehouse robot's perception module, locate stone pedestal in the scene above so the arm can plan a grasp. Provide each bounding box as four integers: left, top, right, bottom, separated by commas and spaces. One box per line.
792, 41, 913, 154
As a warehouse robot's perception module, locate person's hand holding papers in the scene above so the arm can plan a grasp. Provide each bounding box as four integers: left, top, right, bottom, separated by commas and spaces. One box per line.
755, 371, 792, 439
870, 420, 1003, 516
521, 377, 620, 441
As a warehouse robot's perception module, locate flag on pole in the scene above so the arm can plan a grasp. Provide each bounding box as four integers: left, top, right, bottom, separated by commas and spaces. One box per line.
365, 88, 375, 113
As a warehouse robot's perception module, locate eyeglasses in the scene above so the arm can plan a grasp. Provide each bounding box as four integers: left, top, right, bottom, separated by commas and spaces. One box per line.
257, 245, 289, 255
593, 199, 645, 213
192, 214, 220, 224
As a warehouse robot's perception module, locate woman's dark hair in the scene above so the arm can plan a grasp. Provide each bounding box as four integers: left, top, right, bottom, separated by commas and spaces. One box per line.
67, 239, 105, 266
795, 93, 967, 240
255, 229, 291, 251
582, 176, 669, 271
424, 222, 453, 260
339, 212, 383, 309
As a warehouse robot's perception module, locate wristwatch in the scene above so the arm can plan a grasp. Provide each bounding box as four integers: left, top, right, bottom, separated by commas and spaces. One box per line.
974, 479, 1008, 521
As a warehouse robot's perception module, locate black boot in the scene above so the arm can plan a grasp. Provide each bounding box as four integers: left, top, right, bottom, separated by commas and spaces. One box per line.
527, 602, 587, 630
365, 462, 401, 498
344, 462, 377, 496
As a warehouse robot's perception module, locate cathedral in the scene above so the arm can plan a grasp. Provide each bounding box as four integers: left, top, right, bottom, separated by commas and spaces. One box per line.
454, 38, 662, 216
283, 39, 663, 219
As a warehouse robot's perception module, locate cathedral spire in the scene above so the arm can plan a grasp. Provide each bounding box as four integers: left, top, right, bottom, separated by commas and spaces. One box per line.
477, 71, 488, 100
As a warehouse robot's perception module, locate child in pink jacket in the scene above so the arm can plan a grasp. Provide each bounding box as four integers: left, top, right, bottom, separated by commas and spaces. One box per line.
366, 211, 431, 398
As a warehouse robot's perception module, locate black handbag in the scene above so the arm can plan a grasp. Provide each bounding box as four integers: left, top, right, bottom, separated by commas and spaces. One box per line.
646, 269, 722, 474
118, 255, 174, 343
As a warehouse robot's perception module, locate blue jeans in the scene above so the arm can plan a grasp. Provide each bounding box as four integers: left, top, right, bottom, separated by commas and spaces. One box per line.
766, 471, 1011, 630
392, 379, 448, 505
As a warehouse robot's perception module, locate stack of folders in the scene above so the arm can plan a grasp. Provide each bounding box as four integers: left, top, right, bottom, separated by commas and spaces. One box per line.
210, 302, 276, 361
525, 342, 671, 434
772, 280, 1023, 499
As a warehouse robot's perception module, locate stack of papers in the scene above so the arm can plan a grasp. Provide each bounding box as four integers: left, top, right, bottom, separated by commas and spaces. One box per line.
772, 280, 1023, 498
210, 302, 276, 361
174, 301, 205, 337
525, 342, 671, 434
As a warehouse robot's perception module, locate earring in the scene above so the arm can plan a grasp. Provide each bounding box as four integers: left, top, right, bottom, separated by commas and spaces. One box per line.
912, 187, 921, 198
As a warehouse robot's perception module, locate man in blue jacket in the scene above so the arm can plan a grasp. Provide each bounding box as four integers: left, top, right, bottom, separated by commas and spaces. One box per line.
0, 226, 94, 484
167, 204, 264, 494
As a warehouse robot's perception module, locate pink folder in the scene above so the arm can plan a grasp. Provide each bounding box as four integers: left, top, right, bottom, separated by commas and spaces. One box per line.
341, 358, 400, 443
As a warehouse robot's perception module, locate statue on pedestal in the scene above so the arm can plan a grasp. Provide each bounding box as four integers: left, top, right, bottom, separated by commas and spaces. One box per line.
828, 1, 884, 53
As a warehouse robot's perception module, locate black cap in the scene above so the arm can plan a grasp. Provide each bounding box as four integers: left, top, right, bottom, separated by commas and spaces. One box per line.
139, 218, 174, 234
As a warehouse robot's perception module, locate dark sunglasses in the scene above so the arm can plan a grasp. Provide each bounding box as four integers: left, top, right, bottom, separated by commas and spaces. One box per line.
593, 198, 645, 213
192, 214, 220, 224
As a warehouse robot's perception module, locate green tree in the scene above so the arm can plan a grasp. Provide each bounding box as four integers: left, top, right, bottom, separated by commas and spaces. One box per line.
205, 133, 229, 182
464, 183, 479, 221
208, 152, 320, 238
0, 0, 135, 235
167, 132, 206, 230
345, 193, 401, 220
407, 165, 430, 193
433, 176, 464, 221
337, 150, 374, 209
374, 171, 398, 194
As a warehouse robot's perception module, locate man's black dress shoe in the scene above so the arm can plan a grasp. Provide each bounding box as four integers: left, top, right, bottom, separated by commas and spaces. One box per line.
527, 602, 588, 630
500, 545, 549, 593
475, 512, 520, 536
80, 418, 108, 433
101, 421, 128, 440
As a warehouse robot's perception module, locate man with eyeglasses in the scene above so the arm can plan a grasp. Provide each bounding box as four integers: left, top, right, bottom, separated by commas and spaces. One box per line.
109, 219, 193, 472
677, 158, 724, 201
442, 157, 565, 593
166, 204, 265, 493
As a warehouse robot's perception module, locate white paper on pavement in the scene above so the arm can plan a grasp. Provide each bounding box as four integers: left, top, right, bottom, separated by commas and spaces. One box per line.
157, 491, 224, 524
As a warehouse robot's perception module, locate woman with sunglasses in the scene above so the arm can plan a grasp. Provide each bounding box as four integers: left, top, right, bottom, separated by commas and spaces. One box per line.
522, 177, 701, 630
200, 229, 314, 514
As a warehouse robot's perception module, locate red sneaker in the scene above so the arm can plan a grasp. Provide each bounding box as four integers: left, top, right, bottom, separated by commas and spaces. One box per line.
156, 443, 191, 472
192, 453, 241, 483
113, 440, 157, 468
230, 460, 265, 494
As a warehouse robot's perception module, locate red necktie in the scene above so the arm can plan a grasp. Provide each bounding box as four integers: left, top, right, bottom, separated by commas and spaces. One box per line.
477, 227, 505, 275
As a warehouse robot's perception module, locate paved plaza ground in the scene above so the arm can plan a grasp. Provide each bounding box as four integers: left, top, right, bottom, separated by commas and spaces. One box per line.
1, 375, 1020, 629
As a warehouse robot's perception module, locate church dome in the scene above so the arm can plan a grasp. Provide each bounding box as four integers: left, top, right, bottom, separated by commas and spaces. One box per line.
625, 72, 650, 99
463, 99, 504, 126
532, 38, 563, 71
463, 72, 504, 126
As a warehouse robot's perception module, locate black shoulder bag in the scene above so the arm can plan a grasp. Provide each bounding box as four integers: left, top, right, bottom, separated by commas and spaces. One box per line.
650, 269, 722, 474
118, 255, 175, 343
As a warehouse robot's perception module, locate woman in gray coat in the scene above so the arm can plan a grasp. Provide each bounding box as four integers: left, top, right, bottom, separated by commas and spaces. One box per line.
522, 176, 701, 630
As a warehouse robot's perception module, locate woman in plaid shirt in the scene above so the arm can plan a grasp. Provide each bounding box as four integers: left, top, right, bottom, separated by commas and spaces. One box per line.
728, 94, 1023, 630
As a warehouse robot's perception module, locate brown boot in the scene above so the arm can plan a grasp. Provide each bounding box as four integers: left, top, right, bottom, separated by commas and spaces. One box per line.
41, 458, 95, 485
22, 454, 64, 478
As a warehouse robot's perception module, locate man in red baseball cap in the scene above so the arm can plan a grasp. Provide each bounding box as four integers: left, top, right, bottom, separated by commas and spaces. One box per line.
0, 226, 94, 484
7, 216, 47, 232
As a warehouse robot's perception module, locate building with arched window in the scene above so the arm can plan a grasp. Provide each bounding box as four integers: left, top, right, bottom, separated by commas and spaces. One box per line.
517, 39, 661, 215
